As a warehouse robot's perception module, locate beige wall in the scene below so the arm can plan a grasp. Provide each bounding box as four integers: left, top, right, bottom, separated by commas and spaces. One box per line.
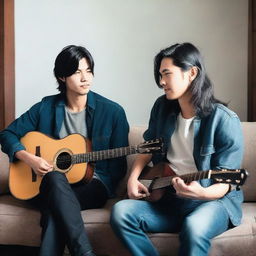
15, 0, 248, 124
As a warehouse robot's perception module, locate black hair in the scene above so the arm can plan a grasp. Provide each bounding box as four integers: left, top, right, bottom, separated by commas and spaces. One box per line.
54, 45, 94, 94
154, 43, 225, 117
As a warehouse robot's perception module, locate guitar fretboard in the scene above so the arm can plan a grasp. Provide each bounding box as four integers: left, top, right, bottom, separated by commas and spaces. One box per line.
72, 146, 138, 163
140, 168, 245, 190
143, 170, 212, 190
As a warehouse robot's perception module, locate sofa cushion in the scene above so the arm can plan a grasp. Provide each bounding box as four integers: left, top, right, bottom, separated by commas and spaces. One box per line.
1, 194, 255, 256
85, 202, 256, 256
0, 195, 41, 246
149, 202, 256, 256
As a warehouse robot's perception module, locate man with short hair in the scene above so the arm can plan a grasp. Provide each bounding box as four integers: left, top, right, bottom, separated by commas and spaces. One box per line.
0, 45, 129, 256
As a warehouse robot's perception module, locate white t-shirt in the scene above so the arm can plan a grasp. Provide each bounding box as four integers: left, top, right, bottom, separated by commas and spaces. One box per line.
167, 113, 198, 175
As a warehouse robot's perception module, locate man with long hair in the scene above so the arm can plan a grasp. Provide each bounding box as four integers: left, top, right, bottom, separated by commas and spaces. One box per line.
111, 43, 243, 256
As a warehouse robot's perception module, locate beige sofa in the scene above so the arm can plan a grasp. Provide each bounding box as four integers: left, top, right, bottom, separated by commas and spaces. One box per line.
0, 124, 256, 256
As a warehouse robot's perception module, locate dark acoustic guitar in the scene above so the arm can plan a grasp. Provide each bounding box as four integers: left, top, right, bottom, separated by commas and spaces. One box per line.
139, 162, 248, 202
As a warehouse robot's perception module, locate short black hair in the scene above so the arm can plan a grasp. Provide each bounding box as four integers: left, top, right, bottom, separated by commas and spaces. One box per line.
54, 45, 94, 94
154, 43, 225, 117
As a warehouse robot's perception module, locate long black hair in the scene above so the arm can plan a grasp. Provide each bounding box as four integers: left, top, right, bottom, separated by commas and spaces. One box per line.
154, 43, 225, 117
54, 45, 94, 94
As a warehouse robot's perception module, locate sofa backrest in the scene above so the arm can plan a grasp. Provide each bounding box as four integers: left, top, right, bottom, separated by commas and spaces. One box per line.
116, 126, 145, 197
241, 122, 256, 201
0, 123, 255, 202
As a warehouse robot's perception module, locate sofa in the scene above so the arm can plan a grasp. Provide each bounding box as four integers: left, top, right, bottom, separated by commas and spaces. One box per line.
0, 124, 256, 256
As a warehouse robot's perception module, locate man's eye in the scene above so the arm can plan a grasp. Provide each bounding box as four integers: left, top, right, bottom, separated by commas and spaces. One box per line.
75, 71, 80, 74
87, 69, 92, 73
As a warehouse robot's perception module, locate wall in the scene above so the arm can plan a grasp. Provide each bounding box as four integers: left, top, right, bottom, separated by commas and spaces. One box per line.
15, 0, 248, 125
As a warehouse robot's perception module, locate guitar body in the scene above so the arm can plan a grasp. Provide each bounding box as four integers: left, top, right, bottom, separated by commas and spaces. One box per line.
139, 162, 176, 202
9, 132, 93, 200
140, 162, 175, 180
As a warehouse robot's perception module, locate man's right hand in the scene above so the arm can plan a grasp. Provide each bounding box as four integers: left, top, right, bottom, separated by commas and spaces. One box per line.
127, 177, 150, 200
15, 150, 53, 176
127, 154, 152, 200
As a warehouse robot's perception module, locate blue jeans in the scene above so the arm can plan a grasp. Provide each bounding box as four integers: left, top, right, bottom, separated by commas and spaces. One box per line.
110, 194, 230, 256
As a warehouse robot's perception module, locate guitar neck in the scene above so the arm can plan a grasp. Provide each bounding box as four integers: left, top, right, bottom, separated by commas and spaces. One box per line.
149, 170, 211, 190
181, 170, 211, 183
72, 146, 138, 163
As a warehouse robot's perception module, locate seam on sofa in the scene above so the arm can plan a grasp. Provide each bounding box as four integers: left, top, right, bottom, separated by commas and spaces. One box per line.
213, 233, 256, 240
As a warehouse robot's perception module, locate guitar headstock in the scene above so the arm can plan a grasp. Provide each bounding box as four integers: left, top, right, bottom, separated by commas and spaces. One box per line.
211, 169, 248, 186
136, 138, 163, 154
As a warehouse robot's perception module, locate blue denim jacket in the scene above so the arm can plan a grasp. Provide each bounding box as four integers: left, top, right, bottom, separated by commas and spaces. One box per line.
143, 95, 244, 226
0, 91, 129, 197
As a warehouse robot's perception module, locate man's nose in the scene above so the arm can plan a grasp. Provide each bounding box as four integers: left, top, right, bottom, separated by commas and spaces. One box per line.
81, 72, 87, 81
160, 78, 166, 87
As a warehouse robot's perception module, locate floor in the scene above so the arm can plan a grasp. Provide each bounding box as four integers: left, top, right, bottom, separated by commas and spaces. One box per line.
0, 245, 39, 256
0, 245, 111, 255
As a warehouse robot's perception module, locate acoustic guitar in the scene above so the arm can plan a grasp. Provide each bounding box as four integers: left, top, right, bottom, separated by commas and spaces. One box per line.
139, 162, 248, 202
9, 131, 163, 200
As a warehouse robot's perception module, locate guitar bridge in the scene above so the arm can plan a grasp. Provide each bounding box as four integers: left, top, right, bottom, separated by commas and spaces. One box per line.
31, 146, 40, 182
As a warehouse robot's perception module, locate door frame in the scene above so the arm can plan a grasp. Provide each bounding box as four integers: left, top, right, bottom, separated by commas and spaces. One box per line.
0, 0, 15, 130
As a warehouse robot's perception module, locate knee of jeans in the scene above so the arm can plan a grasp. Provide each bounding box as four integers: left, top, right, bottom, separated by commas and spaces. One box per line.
41, 171, 66, 190
110, 200, 135, 227
180, 218, 207, 242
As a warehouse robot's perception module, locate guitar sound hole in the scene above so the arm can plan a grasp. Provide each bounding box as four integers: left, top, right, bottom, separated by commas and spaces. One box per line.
56, 152, 72, 170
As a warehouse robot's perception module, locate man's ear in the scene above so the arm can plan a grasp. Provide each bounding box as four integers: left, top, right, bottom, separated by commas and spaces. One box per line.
189, 67, 198, 82
59, 77, 65, 82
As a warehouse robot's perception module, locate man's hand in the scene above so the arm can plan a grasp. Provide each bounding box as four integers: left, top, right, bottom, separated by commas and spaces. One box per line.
127, 177, 150, 200
172, 177, 230, 200
15, 150, 53, 176
27, 155, 53, 176
172, 177, 206, 200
